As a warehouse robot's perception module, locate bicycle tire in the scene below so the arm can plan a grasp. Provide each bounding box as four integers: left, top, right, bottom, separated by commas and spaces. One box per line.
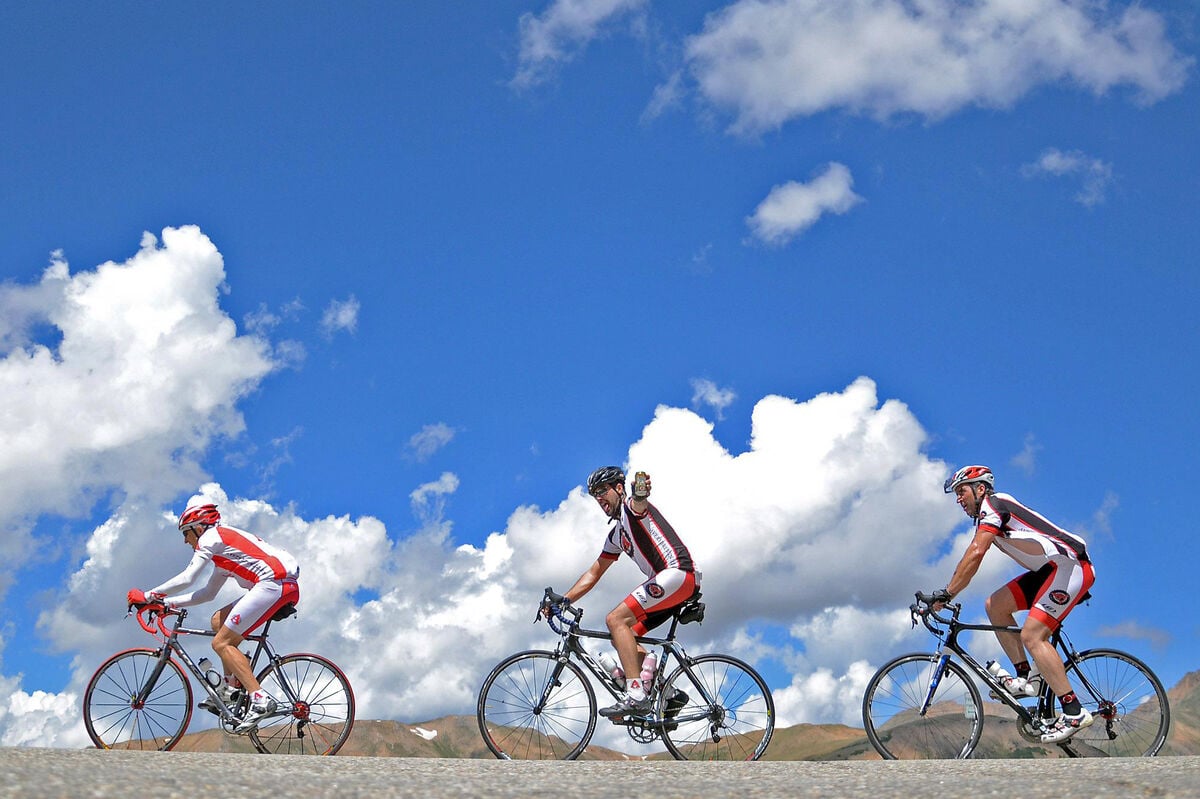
658, 654, 775, 761
249, 653, 356, 755
83, 648, 193, 751
862, 652, 984, 759
1063, 648, 1170, 757
477, 650, 597, 760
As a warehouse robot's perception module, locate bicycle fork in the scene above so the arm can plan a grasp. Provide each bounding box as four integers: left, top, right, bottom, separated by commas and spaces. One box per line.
919, 653, 952, 716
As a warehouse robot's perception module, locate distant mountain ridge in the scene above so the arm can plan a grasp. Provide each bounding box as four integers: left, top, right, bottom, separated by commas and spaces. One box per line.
172, 669, 1200, 759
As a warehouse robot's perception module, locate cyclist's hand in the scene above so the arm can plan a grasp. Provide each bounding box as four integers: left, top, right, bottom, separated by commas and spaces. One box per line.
927, 588, 953, 611
126, 588, 147, 607
632, 471, 651, 500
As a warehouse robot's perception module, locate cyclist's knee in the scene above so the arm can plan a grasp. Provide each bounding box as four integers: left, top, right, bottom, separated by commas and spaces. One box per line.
606, 605, 636, 631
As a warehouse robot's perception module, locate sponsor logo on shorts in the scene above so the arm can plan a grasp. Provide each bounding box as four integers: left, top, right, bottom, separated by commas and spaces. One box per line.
1048, 590, 1070, 605
646, 582, 664, 599
230, 613, 242, 625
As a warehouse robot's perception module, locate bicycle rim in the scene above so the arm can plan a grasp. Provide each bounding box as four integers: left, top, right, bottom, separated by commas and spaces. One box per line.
250, 653, 356, 755
477, 650, 597, 760
1065, 648, 1170, 757
83, 649, 192, 751
659, 654, 774, 761
862, 653, 983, 759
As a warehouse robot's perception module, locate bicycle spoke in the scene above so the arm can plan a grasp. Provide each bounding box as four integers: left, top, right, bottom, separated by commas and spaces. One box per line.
477, 651, 596, 759
659, 654, 774, 761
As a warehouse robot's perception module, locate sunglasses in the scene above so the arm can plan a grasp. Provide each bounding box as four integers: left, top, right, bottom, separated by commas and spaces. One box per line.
589, 484, 616, 498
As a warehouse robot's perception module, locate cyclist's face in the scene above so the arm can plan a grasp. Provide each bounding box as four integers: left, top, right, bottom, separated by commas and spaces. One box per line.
954, 483, 983, 517
181, 526, 201, 549
591, 483, 622, 519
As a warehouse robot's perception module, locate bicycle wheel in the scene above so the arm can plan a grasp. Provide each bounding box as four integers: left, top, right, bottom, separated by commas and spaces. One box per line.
659, 654, 775, 761
1064, 648, 1170, 757
83, 648, 192, 751
477, 650, 597, 760
250, 653, 356, 755
862, 653, 984, 759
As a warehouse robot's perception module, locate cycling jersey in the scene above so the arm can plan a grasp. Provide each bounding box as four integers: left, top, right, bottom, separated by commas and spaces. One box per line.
150, 524, 299, 607
600, 501, 694, 577
976, 493, 1089, 570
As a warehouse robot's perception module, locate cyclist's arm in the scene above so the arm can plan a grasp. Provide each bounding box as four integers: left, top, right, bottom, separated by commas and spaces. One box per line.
146, 550, 212, 600
943, 527, 996, 599
161, 568, 230, 607
563, 556, 616, 604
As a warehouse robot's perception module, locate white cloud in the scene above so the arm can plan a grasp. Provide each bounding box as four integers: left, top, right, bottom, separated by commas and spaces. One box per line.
690, 377, 736, 420
747, 163, 863, 245
406, 422, 458, 463
1022, 147, 1115, 206
320, 295, 360, 338
682, 0, 1191, 134
1010, 432, 1042, 476
0, 227, 277, 587
512, 0, 649, 89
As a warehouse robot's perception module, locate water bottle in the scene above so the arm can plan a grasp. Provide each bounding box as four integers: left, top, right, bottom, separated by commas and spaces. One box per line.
597, 652, 624, 683
640, 653, 657, 689
197, 658, 222, 688
985, 659, 1005, 678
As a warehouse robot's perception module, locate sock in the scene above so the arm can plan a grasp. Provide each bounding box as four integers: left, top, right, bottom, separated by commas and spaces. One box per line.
1014, 660, 1031, 679
626, 678, 646, 701
1060, 691, 1081, 715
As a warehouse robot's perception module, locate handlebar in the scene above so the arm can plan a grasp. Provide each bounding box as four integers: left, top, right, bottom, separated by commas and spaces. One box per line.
129, 603, 186, 637
537, 587, 583, 635
910, 591, 961, 632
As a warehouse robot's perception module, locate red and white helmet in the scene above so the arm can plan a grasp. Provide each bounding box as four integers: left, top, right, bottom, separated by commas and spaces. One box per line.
943, 465, 994, 494
178, 503, 220, 532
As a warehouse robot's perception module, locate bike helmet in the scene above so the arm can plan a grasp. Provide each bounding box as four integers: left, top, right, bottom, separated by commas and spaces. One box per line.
944, 465, 994, 494
178, 502, 220, 531
586, 466, 626, 495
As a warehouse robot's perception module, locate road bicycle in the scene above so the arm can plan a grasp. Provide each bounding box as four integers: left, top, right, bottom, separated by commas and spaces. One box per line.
83, 602, 355, 755
476, 587, 774, 761
861, 591, 1170, 759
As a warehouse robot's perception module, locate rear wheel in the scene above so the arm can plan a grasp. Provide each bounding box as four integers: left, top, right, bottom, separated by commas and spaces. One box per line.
83, 648, 192, 751
659, 654, 775, 761
1064, 648, 1170, 757
863, 653, 983, 759
250, 654, 355, 755
477, 650, 597, 759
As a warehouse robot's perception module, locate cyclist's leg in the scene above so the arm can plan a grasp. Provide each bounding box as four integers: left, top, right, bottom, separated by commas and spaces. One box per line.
214, 579, 299, 693
607, 570, 696, 699
1024, 560, 1095, 699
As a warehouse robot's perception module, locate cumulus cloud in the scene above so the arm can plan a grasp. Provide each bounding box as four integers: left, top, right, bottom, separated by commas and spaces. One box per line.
1010, 432, 1043, 476
690, 377, 736, 420
1022, 147, 1115, 206
681, 0, 1191, 134
512, 0, 649, 89
0, 227, 276, 589
747, 163, 864, 245
406, 422, 458, 463
320, 295, 360, 338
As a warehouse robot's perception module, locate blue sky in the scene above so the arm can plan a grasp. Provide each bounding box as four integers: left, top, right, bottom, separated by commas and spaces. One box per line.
1, 1, 1197, 749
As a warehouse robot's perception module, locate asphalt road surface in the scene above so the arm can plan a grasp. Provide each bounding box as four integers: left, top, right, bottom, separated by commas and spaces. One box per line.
2, 749, 1197, 798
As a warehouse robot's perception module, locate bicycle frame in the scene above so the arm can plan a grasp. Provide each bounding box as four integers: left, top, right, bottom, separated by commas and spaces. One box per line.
135, 606, 292, 723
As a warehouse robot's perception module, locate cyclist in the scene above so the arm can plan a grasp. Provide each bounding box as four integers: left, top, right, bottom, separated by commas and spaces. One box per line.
930, 465, 1096, 743
126, 502, 300, 732
551, 466, 699, 720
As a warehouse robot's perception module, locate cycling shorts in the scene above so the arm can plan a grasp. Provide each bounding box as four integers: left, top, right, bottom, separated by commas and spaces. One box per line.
1007, 559, 1095, 631
224, 578, 300, 637
624, 568, 699, 636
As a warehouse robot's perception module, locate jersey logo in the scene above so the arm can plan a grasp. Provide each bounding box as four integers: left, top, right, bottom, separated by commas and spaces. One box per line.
619, 531, 634, 556
646, 581, 665, 599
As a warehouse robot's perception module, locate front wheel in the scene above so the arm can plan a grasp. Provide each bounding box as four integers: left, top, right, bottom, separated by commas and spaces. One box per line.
250, 653, 356, 755
83, 648, 193, 751
862, 653, 984, 759
1065, 648, 1170, 757
659, 654, 775, 761
477, 650, 597, 759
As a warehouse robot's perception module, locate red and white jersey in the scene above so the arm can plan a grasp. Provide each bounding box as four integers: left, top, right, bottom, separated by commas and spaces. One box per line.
977, 492, 1089, 571
600, 501, 694, 579
149, 524, 298, 606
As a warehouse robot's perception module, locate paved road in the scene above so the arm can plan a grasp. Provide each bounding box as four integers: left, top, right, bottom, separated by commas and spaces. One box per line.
2, 748, 1197, 798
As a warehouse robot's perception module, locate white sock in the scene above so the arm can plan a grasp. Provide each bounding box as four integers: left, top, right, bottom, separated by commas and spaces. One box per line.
626, 679, 647, 701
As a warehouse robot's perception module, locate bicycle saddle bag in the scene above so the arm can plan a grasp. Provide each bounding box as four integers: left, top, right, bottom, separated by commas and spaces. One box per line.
678, 599, 705, 625
271, 603, 298, 622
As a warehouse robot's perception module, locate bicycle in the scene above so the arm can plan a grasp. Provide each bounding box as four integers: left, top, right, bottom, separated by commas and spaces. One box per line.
83, 602, 355, 755
861, 591, 1170, 759
476, 587, 774, 761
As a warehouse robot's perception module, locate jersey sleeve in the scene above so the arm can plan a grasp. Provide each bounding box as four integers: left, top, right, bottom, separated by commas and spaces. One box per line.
600, 526, 621, 560
147, 549, 212, 598
976, 497, 1004, 535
